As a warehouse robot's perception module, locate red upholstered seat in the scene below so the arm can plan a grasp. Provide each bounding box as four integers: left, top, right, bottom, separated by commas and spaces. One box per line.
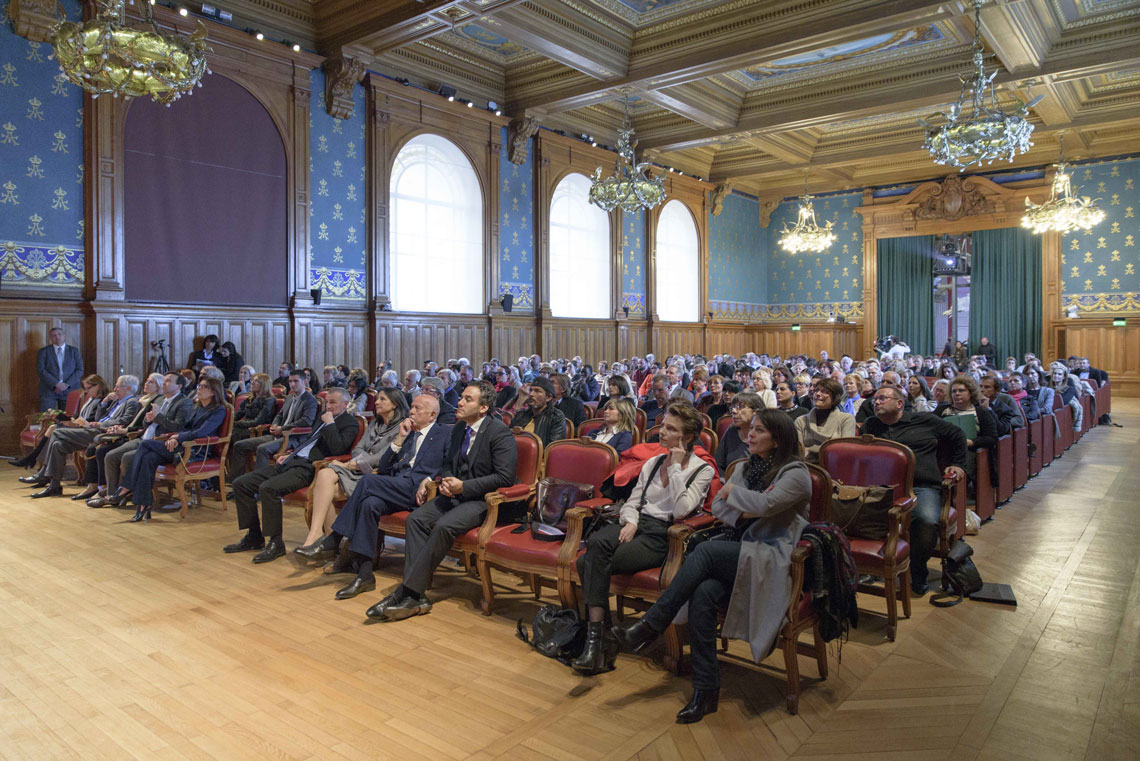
577, 418, 604, 439
286, 415, 367, 512
152, 403, 235, 518
819, 435, 915, 641
478, 439, 618, 615
716, 415, 732, 444
20, 388, 84, 455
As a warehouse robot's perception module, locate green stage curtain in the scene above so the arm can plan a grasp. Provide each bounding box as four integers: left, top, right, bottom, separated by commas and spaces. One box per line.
877, 235, 935, 355
969, 227, 1041, 364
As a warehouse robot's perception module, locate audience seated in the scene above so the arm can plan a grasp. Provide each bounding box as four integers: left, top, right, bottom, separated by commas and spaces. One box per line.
77, 372, 164, 502
550, 373, 587, 428
418, 377, 457, 424
980, 375, 1025, 434
640, 374, 671, 429
229, 370, 318, 481
935, 375, 998, 491
225, 386, 358, 562
907, 375, 934, 413
16, 374, 108, 478
231, 373, 276, 443
187, 334, 221, 370
715, 391, 764, 472
586, 398, 636, 454
794, 378, 856, 463
774, 380, 808, 421
509, 377, 567, 447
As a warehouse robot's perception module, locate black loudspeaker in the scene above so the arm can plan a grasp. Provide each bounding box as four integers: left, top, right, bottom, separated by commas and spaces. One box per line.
438, 84, 457, 100
311, 287, 322, 306
501, 293, 513, 313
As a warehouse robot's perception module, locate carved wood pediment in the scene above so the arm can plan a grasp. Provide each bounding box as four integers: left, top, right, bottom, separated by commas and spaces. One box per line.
900, 174, 1013, 221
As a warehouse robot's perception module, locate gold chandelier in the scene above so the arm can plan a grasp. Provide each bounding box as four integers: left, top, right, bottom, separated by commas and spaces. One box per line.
588, 94, 666, 214
1021, 134, 1105, 234
52, 0, 210, 105
779, 171, 836, 254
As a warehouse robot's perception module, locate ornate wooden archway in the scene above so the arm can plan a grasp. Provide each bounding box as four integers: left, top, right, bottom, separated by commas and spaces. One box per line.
854, 174, 1059, 358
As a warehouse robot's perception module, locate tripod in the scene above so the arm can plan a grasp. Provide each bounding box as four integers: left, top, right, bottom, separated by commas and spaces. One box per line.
152, 343, 170, 375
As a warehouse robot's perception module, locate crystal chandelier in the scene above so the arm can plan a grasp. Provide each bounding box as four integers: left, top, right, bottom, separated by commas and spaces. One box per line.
52, 0, 210, 106
588, 95, 665, 214
779, 172, 836, 254
920, 0, 1041, 170
1021, 134, 1105, 234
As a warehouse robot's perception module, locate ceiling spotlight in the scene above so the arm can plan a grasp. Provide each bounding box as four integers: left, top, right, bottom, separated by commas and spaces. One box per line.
178, 7, 188, 15
292, 43, 301, 52
591, 140, 597, 147
494, 109, 502, 116
487, 100, 499, 111
448, 95, 455, 102
255, 31, 264, 40
467, 100, 474, 108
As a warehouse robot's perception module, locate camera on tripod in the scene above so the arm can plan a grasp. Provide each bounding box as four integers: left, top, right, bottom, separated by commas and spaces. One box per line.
151, 338, 167, 349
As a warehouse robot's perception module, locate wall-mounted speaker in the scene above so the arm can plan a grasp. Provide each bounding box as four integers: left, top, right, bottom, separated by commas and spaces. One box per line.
501, 293, 514, 313
310, 287, 322, 306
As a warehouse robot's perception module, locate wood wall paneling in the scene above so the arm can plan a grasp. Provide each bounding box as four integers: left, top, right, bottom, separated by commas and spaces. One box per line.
541, 319, 617, 364
375, 313, 489, 376
1057, 321, 1140, 398
490, 315, 539, 363
749, 324, 859, 359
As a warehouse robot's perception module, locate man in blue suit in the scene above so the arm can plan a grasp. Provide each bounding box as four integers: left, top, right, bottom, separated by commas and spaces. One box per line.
295, 394, 449, 599
36, 327, 84, 411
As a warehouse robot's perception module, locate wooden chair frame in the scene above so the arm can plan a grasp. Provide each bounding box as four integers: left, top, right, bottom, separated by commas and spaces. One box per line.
152, 403, 234, 518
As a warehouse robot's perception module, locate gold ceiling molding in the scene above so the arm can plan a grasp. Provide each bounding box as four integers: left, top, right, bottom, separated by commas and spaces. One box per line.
6, 0, 57, 43
633, 0, 787, 35
524, 3, 629, 55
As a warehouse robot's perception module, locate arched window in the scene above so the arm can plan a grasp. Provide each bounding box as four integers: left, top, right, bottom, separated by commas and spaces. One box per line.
654, 200, 699, 322
390, 134, 483, 313
549, 173, 611, 318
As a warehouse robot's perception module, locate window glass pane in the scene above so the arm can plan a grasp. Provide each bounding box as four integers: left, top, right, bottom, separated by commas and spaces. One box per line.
549, 173, 611, 319
655, 200, 699, 323
390, 135, 483, 313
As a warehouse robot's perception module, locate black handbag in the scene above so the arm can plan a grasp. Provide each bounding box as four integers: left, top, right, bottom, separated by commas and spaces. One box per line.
930, 539, 984, 607
530, 477, 594, 542
830, 482, 895, 541
515, 604, 585, 664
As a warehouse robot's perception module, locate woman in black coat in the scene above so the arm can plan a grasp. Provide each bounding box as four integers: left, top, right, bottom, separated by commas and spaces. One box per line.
217, 341, 244, 385
935, 374, 998, 495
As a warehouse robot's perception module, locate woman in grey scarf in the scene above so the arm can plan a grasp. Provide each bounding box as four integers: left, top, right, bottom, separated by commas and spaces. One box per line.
299, 387, 409, 548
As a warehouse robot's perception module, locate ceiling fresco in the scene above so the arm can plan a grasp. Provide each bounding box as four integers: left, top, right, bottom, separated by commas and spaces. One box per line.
451, 22, 530, 60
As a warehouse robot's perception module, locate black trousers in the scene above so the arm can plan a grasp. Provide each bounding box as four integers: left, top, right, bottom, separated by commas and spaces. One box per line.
402, 495, 487, 596
85, 437, 127, 485
233, 458, 315, 538
331, 473, 417, 559
642, 540, 741, 691
121, 439, 180, 507
576, 513, 669, 608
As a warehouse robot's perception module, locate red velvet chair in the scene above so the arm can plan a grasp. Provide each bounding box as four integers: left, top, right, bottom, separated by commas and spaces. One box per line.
584, 401, 599, 418
377, 432, 544, 579
1028, 418, 1044, 477
715, 415, 733, 444
577, 419, 604, 439
818, 435, 915, 641
1013, 425, 1029, 490
478, 439, 618, 615
644, 424, 718, 455
20, 388, 84, 454
634, 408, 647, 439
152, 403, 235, 518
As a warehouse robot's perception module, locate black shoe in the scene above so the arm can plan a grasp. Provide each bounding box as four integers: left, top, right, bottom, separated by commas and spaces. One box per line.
374, 593, 432, 622
252, 537, 286, 564
223, 532, 265, 553
9, 455, 36, 468
911, 579, 930, 597
18, 474, 48, 486
335, 576, 376, 600
322, 542, 356, 575
30, 484, 63, 499
72, 487, 99, 501
612, 619, 659, 655
676, 688, 719, 724
365, 590, 404, 619
294, 534, 338, 562
108, 491, 132, 508
128, 506, 152, 523
572, 621, 618, 675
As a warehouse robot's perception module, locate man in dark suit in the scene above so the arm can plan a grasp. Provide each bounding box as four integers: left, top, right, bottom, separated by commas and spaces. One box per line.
36, 326, 84, 411
365, 380, 517, 622
229, 370, 318, 480
550, 373, 586, 430
296, 395, 449, 599
27, 375, 143, 498
510, 377, 566, 447
98, 374, 192, 500
225, 387, 359, 563
980, 374, 1025, 434
418, 377, 457, 424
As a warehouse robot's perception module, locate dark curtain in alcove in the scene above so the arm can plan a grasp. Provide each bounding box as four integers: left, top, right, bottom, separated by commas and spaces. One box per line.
877, 235, 935, 355
969, 227, 1042, 363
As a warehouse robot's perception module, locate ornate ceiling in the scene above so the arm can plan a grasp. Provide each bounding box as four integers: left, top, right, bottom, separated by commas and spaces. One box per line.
221, 0, 1140, 200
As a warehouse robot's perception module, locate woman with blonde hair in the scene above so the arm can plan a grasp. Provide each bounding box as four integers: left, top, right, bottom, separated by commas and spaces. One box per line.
750, 367, 777, 409
587, 397, 636, 454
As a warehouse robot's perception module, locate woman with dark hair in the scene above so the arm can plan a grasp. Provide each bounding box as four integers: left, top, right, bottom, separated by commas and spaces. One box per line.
942, 362, 959, 382
1024, 366, 1055, 413
572, 403, 714, 676
232, 373, 275, 443
605, 374, 632, 406
296, 386, 408, 551
344, 374, 371, 414
614, 408, 810, 724
110, 376, 227, 522
303, 367, 322, 394
217, 341, 243, 385
494, 383, 518, 412
188, 334, 220, 370
906, 374, 933, 413
936, 374, 998, 488
794, 377, 855, 463
14, 374, 108, 472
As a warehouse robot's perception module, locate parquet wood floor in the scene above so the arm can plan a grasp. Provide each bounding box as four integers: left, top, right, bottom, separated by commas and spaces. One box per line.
3, 402, 1139, 761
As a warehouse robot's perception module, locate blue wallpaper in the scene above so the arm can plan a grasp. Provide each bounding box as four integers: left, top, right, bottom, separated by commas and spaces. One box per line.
498, 125, 534, 309
621, 207, 645, 316
1060, 156, 1140, 314
708, 192, 765, 319
765, 190, 864, 321
0, 0, 84, 290
308, 67, 366, 301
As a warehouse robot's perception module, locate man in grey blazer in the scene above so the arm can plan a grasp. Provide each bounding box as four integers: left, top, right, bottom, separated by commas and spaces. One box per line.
36, 327, 84, 411
27, 375, 142, 498
95, 373, 192, 505
228, 370, 318, 480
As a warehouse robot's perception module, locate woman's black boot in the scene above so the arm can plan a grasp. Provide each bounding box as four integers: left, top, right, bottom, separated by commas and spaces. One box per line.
612, 619, 659, 654
676, 688, 719, 724
572, 621, 615, 675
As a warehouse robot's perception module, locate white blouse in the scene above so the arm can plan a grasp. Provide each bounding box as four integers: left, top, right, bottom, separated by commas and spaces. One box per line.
619, 453, 714, 526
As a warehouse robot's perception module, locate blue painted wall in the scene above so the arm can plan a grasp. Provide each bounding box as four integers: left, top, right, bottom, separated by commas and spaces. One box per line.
621, 207, 645, 316
0, 0, 84, 291
765, 191, 864, 321
308, 67, 366, 301
498, 125, 535, 309
707, 191, 765, 319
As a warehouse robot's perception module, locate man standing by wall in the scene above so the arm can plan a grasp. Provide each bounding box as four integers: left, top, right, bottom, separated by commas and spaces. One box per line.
36, 327, 83, 411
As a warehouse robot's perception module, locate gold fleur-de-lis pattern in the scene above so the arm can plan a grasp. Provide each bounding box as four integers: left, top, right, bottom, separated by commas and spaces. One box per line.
765, 191, 864, 321
707, 191, 762, 320
621, 207, 646, 316
1062, 157, 1140, 313
308, 67, 366, 300
498, 125, 534, 308
0, 4, 85, 290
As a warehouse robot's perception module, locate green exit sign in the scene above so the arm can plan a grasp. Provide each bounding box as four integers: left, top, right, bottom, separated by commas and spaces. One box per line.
1113, 318, 1127, 327
791, 324, 802, 331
